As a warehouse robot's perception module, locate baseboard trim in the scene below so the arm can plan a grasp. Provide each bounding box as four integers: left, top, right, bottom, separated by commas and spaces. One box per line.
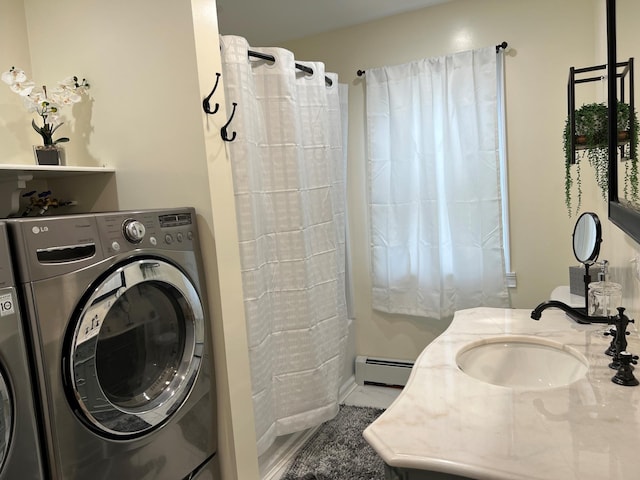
339, 375, 357, 403
260, 426, 319, 480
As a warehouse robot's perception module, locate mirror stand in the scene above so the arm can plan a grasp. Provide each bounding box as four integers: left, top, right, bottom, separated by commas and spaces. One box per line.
579, 262, 592, 305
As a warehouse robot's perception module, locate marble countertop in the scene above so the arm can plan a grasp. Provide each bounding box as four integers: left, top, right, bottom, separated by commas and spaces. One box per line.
363, 307, 640, 480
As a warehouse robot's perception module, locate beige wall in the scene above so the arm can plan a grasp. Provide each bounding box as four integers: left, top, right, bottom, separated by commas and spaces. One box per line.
283, 0, 640, 361
190, 2, 260, 478
0, 0, 33, 163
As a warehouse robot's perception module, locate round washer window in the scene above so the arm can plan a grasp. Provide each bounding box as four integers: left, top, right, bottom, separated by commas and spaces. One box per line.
69, 258, 204, 438
95, 282, 187, 410
0, 370, 12, 472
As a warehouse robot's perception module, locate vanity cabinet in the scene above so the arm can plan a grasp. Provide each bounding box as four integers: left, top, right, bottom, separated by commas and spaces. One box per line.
386, 465, 470, 480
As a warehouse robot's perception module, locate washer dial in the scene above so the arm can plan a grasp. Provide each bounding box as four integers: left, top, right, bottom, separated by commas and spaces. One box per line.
122, 219, 146, 243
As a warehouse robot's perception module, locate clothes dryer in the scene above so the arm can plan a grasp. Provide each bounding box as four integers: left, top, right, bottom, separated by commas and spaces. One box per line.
0, 222, 46, 480
6, 208, 218, 480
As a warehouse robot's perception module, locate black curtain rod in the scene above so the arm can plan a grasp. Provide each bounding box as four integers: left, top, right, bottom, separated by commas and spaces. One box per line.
356, 41, 509, 77
248, 50, 333, 87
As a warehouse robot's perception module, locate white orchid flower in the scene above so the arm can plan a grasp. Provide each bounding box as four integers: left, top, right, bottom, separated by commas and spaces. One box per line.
3, 68, 35, 95
22, 97, 39, 113
27, 87, 47, 104
4, 66, 90, 146
10, 80, 35, 96
59, 76, 89, 96
44, 112, 62, 127
51, 88, 82, 106
1, 67, 27, 85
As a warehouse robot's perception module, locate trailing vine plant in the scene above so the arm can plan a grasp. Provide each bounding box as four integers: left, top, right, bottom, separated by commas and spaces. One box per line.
563, 101, 639, 216
622, 102, 640, 205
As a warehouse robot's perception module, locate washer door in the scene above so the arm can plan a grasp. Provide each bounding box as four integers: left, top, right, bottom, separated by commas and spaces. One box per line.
68, 258, 205, 438
0, 369, 12, 472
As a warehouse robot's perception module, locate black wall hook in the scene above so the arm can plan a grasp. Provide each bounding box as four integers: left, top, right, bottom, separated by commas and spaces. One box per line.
221, 102, 237, 142
202, 73, 221, 115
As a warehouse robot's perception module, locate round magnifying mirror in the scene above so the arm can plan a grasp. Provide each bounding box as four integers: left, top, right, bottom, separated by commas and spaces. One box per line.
572, 212, 602, 265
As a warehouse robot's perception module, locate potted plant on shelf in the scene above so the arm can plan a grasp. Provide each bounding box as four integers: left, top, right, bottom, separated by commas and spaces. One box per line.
563, 101, 639, 216
1, 66, 90, 166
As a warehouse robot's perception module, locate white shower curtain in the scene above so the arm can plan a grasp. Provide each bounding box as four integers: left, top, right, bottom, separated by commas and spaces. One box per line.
220, 35, 348, 456
366, 46, 510, 319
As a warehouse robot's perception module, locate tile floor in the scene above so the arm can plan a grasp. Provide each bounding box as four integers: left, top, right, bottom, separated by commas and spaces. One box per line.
261, 383, 402, 480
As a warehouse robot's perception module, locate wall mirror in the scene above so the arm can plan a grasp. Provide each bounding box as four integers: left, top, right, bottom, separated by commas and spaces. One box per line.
608, 0, 640, 243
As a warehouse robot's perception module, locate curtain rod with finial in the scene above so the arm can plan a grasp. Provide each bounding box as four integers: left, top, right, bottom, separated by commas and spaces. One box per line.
356, 41, 509, 77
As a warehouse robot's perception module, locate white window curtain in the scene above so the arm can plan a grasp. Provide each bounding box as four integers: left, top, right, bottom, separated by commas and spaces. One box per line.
366, 45, 510, 319
220, 35, 348, 456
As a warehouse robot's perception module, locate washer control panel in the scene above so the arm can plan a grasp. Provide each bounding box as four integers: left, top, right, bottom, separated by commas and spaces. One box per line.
4, 208, 200, 282
95, 208, 198, 256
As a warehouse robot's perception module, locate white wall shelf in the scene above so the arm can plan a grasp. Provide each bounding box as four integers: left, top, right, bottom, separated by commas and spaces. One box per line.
0, 164, 115, 180
0, 164, 115, 216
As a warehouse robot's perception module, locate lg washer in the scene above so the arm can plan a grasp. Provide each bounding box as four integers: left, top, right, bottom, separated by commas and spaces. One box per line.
6, 208, 218, 480
0, 222, 46, 480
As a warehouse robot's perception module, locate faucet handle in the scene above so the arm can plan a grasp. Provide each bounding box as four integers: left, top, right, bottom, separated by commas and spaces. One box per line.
603, 327, 619, 356
612, 351, 640, 386
612, 307, 634, 327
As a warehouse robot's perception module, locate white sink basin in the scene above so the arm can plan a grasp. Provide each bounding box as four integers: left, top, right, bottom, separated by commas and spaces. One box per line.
456, 336, 588, 389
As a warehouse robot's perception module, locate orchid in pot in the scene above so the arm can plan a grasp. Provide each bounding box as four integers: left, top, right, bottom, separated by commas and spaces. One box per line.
2, 66, 89, 165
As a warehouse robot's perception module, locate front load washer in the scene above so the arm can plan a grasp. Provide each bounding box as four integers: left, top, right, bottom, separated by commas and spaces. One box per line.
0, 222, 46, 479
6, 208, 218, 480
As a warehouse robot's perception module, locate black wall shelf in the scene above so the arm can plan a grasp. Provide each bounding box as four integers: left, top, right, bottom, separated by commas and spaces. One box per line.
567, 58, 635, 164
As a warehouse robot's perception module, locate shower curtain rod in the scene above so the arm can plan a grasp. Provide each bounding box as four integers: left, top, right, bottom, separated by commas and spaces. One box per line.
356, 41, 509, 77
248, 50, 334, 87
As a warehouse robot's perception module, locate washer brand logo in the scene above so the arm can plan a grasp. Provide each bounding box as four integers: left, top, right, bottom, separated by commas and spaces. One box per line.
31, 226, 49, 234
0, 293, 14, 316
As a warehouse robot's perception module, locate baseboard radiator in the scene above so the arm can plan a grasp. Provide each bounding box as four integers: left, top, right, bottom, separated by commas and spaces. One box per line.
355, 356, 414, 387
